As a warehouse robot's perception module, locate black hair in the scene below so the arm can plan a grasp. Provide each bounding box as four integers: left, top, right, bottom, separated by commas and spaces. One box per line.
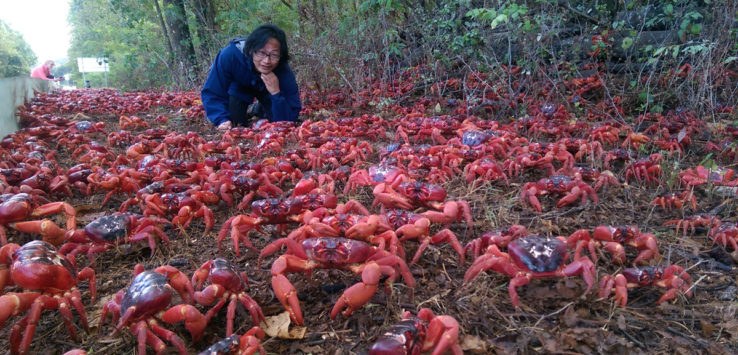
244, 24, 290, 66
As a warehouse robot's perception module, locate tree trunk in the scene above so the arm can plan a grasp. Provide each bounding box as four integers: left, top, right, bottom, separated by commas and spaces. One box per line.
153, 0, 174, 55
163, 0, 198, 86
189, 0, 218, 60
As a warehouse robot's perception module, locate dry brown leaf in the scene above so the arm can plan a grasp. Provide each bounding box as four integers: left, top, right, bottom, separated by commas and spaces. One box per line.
461, 334, 488, 354
701, 320, 717, 337
562, 305, 578, 327
260, 311, 306, 339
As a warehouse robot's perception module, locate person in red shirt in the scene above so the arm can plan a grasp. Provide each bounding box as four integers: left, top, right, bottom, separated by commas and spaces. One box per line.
30, 60, 63, 81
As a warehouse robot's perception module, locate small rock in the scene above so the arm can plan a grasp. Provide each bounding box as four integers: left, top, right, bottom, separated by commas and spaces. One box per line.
169, 258, 189, 267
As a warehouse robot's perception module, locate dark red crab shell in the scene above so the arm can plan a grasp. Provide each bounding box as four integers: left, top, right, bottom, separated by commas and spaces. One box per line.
369, 316, 426, 355
397, 181, 447, 203
205, 258, 248, 293
251, 198, 304, 223
11, 240, 77, 292
84, 214, 132, 244
120, 270, 173, 321
302, 237, 372, 265
369, 164, 404, 184
621, 266, 664, 285
508, 235, 567, 273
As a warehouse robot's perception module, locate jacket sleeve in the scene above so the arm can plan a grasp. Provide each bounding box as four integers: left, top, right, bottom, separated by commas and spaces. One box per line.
200, 47, 235, 126
270, 66, 302, 122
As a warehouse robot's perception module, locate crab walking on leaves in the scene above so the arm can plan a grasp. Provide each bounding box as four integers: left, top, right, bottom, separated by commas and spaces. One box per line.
394, 217, 465, 265
0, 241, 96, 355
100, 264, 208, 355
599, 265, 692, 307
520, 175, 599, 212
0, 192, 77, 246
266, 237, 415, 325
464, 235, 596, 307
369, 308, 463, 355
198, 326, 266, 355
191, 258, 264, 337
567, 225, 660, 265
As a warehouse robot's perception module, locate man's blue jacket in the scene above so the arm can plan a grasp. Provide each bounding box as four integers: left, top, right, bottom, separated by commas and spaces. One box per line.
201, 38, 301, 126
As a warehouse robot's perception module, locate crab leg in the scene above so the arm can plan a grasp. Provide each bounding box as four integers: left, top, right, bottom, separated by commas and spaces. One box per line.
239, 294, 265, 328
0, 292, 40, 328
331, 261, 381, 319
9, 315, 29, 355
18, 295, 57, 355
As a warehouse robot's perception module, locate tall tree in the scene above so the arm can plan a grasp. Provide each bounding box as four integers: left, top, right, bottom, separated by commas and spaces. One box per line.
163, 0, 198, 85
0, 20, 37, 78
153, 0, 175, 54
189, 0, 218, 58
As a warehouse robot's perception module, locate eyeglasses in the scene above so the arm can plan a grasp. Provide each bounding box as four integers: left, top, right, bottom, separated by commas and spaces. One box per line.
254, 50, 280, 61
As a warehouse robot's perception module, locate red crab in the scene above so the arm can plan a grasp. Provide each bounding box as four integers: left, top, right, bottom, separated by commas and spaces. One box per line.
603, 149, 637, 170
708, 222, 738, 259
464, 224, 528, 260
568, 225, 659, 265
394, 217, 465, 265
374, 181, 473, 229
264, 237, 415, 325
60, 213, 171, 266
559, 166, 620, 191
663, 214, 720, 236
679, 165, 738, 188
650, 190, 697, 210
0, 193, 77, 246
368, 308, 462, 355
520, 175, 599, 212
290, 199, 372, 240
143, 191, 217, 233
216, 170, 282, 210
100, 264, 207, 355
344, 163, 410, 194
0, 241, 96, 355
283, 201, 403, 256
191, 258, 264, 336
198, 326, 265, 355
624, 153, 662, 185
217, 198, 307, 257
503, 152, 555, 177
463, 157, 509, 187
464, 234, 596, 306
599, 265, 692, 307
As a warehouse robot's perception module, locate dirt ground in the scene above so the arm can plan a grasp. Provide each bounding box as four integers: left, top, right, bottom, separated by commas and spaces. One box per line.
1, 81, 737, 355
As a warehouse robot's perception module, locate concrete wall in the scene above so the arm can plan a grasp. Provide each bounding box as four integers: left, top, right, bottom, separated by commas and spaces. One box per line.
0, 77, 55, 139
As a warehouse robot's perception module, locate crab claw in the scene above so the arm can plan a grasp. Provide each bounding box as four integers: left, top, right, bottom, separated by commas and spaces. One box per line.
0, 292, 41, 329
599, 274, 628, 307
271, 255, 305, 325
154, 265, 195, 304
161, 304, 207, 342
11, 219, 67, 247
272, 273, 302, 325
191, 260, 213, 290
418, 308, 464, 355
331, 261, 380, 320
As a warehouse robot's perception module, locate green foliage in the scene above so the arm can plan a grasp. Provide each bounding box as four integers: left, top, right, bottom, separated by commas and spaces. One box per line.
0, 20, 37, 78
